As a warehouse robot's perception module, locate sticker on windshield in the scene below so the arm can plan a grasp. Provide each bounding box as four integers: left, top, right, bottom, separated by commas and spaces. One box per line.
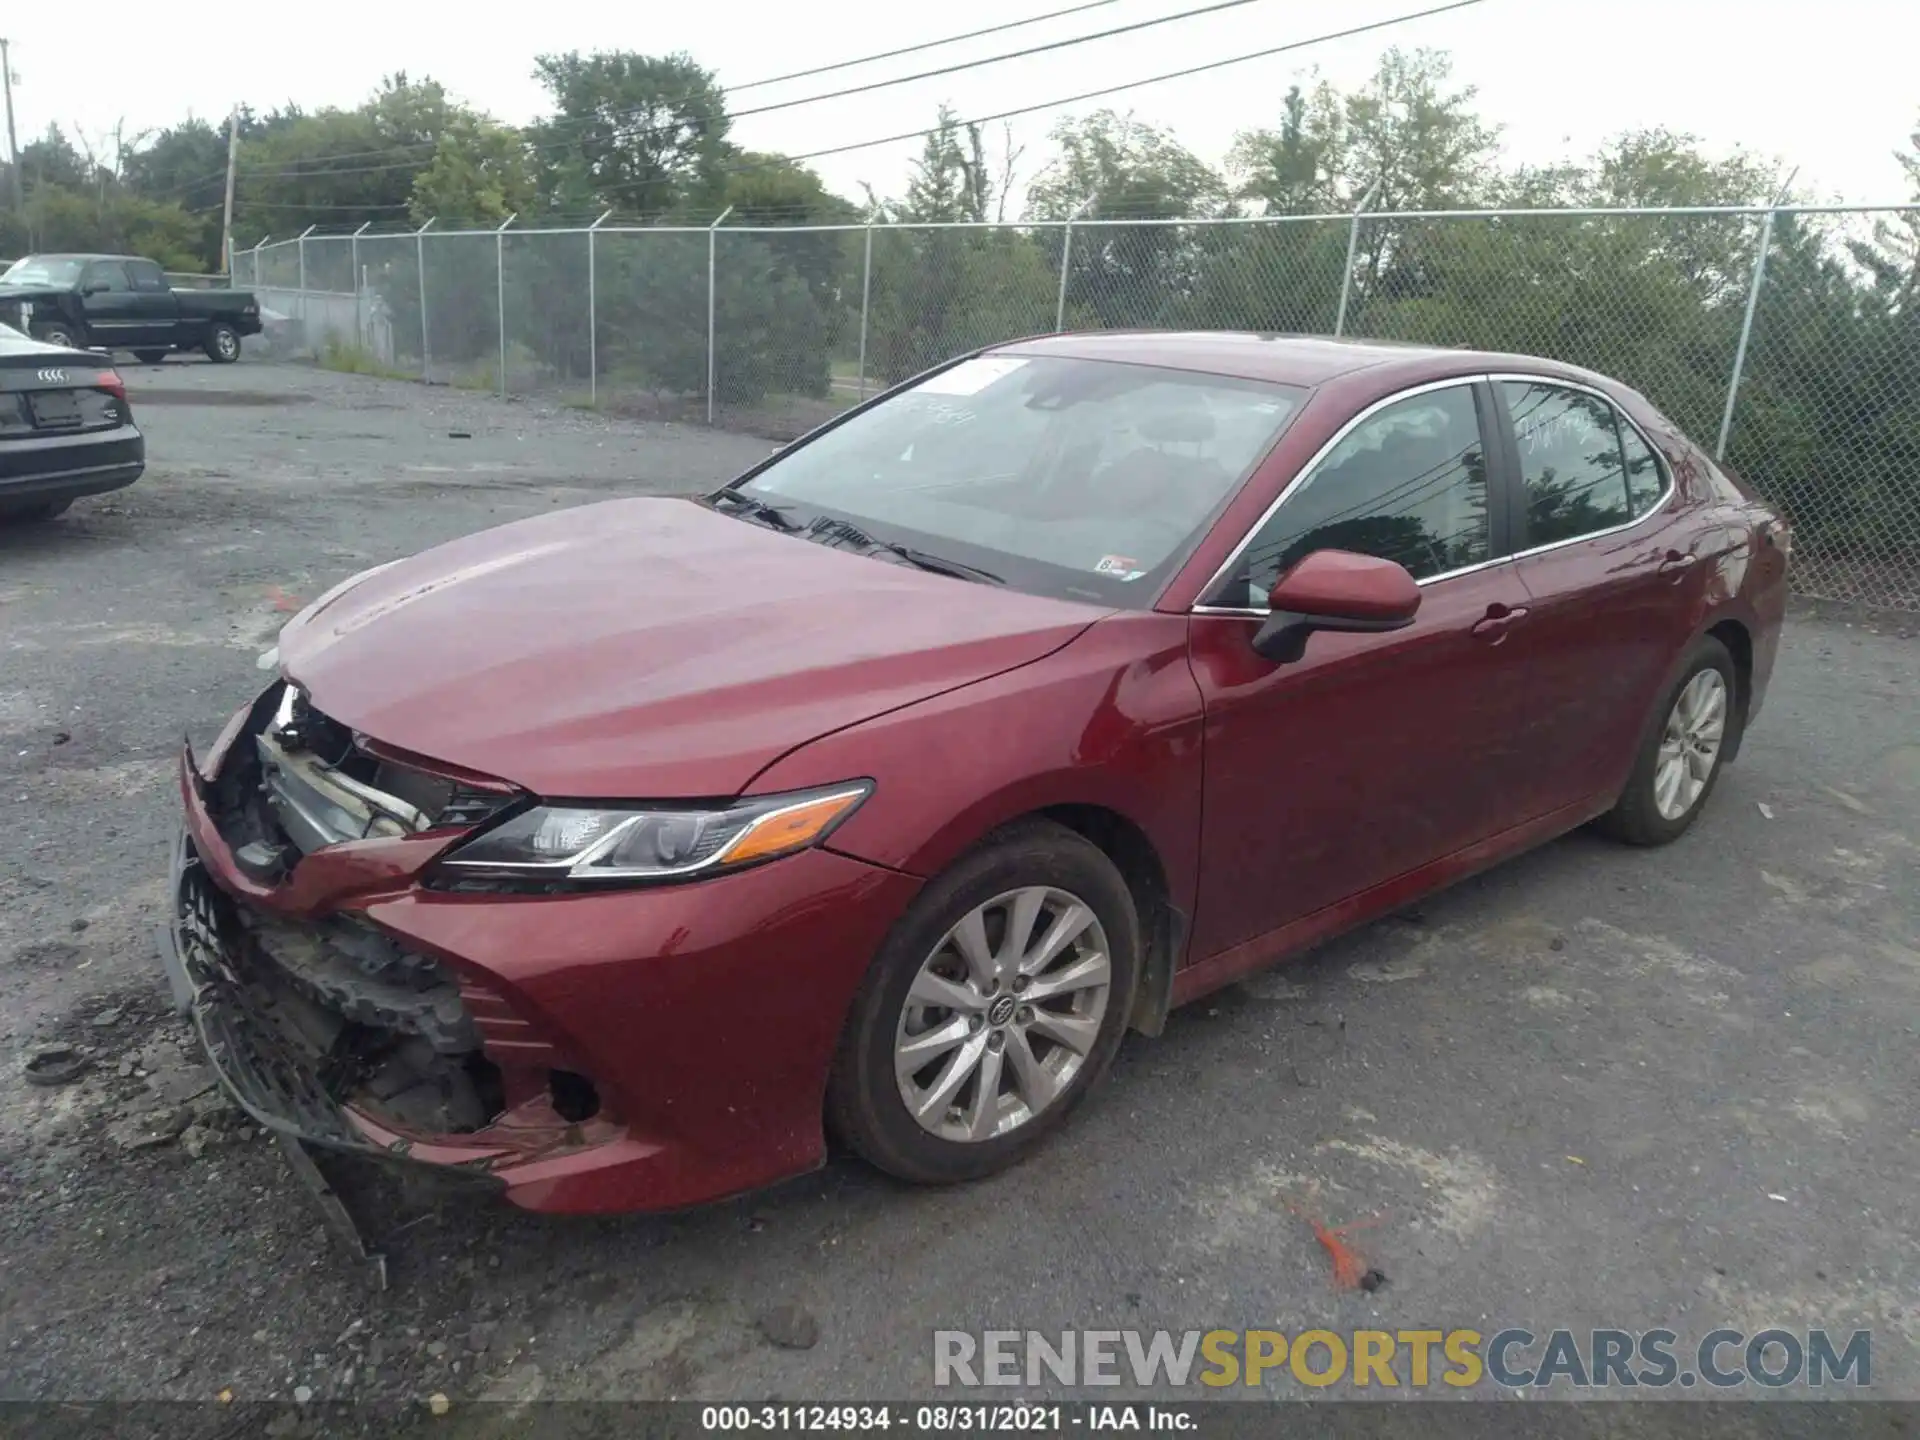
915, 356, 1029, 396
1094, 554, 1147, 581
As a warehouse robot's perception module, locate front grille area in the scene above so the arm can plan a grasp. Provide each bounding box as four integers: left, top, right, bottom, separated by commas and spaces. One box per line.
210, 682, 515, 877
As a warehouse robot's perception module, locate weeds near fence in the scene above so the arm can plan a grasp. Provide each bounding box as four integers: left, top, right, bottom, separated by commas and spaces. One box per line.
318, 339, 410, 381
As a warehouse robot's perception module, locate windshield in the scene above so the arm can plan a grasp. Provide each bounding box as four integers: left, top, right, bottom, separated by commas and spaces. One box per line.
1, 257, 85, 287
733, 355, 1305, 606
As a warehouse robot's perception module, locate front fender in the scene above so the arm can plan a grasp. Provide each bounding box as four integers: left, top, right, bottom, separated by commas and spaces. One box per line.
744, 612, 1206, 915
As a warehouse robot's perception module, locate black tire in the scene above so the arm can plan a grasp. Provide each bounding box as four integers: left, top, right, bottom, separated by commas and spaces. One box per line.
0, 499, 73, 523
828, 819, 1140, 1185
134, 349, 169, 365
31, 322, 83, 350
1595, 634, 1739, 846
204, 323, 241, 363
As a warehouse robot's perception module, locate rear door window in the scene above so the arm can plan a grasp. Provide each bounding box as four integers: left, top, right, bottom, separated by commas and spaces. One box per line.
1618, 421, 1668, 517
127, 260, 170, 293
84, 261, 133, 293
1501, 381, 1636, 544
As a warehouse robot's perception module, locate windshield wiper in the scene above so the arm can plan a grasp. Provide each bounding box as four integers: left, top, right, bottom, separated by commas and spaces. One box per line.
885, 544, 1006, 586
805, 516, 1004, 586
709, 489, 801, 531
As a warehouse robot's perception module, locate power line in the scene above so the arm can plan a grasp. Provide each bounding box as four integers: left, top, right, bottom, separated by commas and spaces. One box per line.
728, 0, 1273, 122
176, 0, 1133, 186
220, 0, 1277, 187
730, 0, 1125, 92
230, 0, 1485, 201
774, 0, 1490, 167
228, 0, 1487, 233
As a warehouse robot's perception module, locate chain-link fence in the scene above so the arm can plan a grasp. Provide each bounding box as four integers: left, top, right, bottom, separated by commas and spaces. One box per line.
233, 204, 1920, 609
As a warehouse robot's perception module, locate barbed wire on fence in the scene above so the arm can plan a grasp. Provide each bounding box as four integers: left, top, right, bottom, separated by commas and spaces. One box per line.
230, 203, 1920, 611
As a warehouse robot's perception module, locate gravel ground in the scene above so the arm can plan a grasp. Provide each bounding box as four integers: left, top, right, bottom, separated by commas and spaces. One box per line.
0, 358, 1915, 1415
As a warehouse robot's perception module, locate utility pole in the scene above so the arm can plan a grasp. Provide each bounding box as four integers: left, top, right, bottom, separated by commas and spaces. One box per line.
1, 38, 23, 215
220, 106, 239, 277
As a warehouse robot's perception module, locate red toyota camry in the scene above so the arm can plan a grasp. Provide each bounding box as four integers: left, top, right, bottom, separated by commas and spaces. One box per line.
162, 332, 1789, 1216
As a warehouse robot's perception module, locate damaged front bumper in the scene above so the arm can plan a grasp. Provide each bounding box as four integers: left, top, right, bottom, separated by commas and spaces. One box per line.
158, 684, 923, 1215
158, 823, 497, 1286
158, 825, 506, 1167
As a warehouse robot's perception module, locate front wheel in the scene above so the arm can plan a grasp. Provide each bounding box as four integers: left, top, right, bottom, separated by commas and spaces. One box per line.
829, 821, 1139, 1185
1596, 635, 1738, 845
204, 323, 241, 363
134, 349, 169, 365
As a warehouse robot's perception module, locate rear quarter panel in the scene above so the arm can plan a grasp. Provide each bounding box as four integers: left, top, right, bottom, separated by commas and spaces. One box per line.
1618, 391, 1789, 741
177, 290, 264, 334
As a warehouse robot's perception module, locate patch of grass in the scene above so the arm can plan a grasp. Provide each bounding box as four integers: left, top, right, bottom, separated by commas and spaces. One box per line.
560, 392, 602, 411
318, 340, 411, 381
450, 368, 496, 392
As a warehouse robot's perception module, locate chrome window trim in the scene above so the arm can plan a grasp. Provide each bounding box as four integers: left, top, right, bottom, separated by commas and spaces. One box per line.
1486, 372, 1678, 561
1191, 370, 1681, 615
1190, 375, 1492, 609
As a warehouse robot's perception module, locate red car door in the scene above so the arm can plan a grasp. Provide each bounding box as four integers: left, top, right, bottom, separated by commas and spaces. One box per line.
1185, 379, 1537, 965
1489, 378, 1712, 814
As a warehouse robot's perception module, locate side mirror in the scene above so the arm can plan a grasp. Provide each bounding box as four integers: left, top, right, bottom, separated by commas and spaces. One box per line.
1251, 549, 1421, 664
82, 283, 108, 296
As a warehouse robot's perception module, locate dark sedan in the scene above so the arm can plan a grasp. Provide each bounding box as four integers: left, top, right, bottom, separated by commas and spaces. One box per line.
0, 322, 143, 521
161, 332, 1788, 1216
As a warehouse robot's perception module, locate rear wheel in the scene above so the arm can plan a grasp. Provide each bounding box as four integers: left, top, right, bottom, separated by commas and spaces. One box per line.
134, 349, 169, 365
1596, 635, 1738, 845
31, 322, 82, 350
828, 820, 1139, 1184
204, 323, 241, 363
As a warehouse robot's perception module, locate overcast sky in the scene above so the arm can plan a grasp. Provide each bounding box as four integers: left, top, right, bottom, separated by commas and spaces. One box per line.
4, 0, 1916, 214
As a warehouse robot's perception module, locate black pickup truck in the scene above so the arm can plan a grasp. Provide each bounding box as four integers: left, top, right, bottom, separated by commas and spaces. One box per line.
0, 253, 262, 363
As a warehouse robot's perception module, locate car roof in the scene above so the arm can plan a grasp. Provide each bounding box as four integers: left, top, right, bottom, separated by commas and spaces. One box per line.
993, 330, 1614, 393
16, 253, 138, 263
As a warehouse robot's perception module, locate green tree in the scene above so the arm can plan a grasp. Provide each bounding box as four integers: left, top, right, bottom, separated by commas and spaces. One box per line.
409, 116, 536, 225
863, 109, 1056, 382
122, 119, 230, 267
1854, 113, 1920, 308
1028, 109, 1223, 221
1724, 118, 1920, 575
232, 76, 462, 236
1229, 49, 1500, 329
1228, 82, 1345, 215
1340, 48, 1498, 212
7, 188, 206, 270
723, 153, 859, 226
16, 126, 94, 193
528, 52, 730, 218
1027, 110, 1224, 330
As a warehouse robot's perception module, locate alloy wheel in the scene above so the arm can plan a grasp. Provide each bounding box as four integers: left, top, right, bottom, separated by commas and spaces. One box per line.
1653, 668, 1727, 820
894, 886, 1111, 1144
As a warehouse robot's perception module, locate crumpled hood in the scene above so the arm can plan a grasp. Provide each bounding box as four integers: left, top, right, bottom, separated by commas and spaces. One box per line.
277, 497, 1104, 798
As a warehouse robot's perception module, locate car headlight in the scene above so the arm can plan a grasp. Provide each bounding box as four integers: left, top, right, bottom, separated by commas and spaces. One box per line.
433, 782, 872, 887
